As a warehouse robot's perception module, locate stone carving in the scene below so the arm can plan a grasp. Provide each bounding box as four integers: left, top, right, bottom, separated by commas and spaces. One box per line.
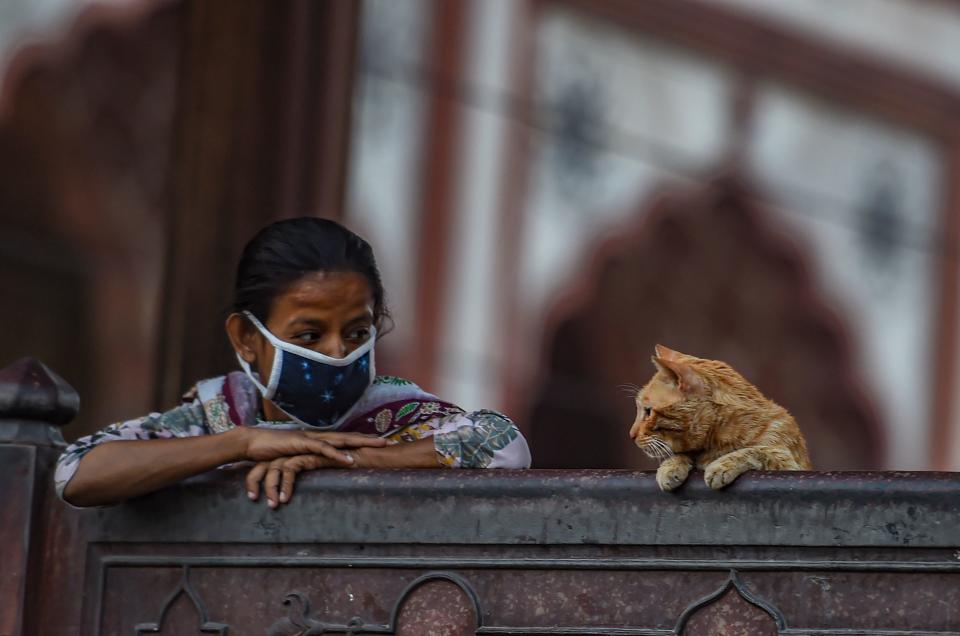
134, 566, 229, 635
677, 570, 784, 635
267, 572, 480, 636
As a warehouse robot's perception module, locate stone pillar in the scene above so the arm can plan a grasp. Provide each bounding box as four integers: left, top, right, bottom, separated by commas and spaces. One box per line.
0, 358, 78, 636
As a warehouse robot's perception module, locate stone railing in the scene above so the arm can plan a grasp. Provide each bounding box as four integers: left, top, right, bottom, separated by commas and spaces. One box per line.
2, 358, 959, 635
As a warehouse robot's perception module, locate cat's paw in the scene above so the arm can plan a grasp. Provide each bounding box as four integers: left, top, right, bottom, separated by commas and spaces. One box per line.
656, 460, 691, 491
704, 461, 746, 490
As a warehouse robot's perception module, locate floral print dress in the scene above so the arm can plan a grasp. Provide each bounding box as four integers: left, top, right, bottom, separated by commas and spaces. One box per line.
54, 373, 531, 500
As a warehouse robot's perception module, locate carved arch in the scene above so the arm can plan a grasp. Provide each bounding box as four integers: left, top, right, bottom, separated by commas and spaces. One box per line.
674, 569, 785, 634
134, 566, 230, 634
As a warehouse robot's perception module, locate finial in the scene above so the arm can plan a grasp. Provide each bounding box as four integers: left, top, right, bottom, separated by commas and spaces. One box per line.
0, 357, 79, 426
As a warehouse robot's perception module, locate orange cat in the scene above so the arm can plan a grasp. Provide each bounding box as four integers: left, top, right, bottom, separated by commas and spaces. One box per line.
629, 345, 811, 491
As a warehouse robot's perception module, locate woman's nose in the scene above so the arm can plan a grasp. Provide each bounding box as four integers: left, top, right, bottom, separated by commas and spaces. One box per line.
319, 335, 348, 358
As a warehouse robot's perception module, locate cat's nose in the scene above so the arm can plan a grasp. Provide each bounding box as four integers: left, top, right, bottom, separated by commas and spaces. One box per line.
629, 420, 641, 439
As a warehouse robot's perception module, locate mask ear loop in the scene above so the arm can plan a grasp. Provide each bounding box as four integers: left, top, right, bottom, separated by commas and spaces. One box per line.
242, 311, 376, 366
236, 312, 284, 399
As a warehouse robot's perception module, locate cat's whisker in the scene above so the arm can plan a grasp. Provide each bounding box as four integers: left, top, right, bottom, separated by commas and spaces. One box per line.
650, 441, 663, 458
650, 437, 674, 458
638, 439, 661, 460
652, 442, 668, 460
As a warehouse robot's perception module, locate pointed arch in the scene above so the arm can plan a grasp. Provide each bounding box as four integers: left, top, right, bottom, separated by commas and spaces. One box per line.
134, 566, 229, 634
674, 569, 786, 634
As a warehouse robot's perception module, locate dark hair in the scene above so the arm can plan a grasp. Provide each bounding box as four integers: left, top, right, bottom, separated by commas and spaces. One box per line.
232, 217, 391, 333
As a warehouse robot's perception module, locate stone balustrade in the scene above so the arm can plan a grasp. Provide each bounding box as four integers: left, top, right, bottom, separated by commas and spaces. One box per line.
1, 358, 958, 635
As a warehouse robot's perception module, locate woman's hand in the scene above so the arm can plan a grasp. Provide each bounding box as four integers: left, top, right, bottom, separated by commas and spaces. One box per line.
242, 430, 394, 508
245, 454, 338, 508
243, 437, 442, 508
242, 428, 389, 464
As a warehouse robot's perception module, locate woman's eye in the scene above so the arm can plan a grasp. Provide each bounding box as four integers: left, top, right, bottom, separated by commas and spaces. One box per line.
294, 331, 321, 343
348, 327, 371, 341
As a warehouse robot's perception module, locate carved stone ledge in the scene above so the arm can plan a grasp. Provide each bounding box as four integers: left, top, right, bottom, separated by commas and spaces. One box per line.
0, 357, 78, 445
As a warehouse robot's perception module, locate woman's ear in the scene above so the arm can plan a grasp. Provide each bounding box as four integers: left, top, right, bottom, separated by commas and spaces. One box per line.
225, 313, 257, 363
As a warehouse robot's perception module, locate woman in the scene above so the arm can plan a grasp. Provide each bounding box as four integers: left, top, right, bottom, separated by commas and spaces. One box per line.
57, 218, 531, 508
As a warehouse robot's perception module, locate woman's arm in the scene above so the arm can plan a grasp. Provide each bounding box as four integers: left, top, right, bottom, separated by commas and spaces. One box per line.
63, 428, 250, 506
431, 409, 531, 469
348, 410, 532, 470
244, 410, 532, 509
61, 417, 388, 507
351, 436, 437, 468
245, 437, 437, 508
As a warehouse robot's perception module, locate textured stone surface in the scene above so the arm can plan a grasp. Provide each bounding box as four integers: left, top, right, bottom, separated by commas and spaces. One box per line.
0, 446, 35, 636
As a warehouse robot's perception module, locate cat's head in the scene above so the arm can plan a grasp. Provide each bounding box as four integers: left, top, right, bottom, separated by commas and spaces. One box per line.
629, 344, 731, 457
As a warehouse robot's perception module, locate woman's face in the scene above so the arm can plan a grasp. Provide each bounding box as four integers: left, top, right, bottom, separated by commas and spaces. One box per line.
228, 270, 375, 384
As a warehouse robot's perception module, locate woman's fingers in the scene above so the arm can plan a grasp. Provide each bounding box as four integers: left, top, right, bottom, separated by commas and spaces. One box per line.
263, 458, 286, 508
245, 462, 269, 501
280, 463, 297, 504
306, 431, 390, 448
247, 454, 346, 509
279, 455, 322, 504
301, 439, 356, 466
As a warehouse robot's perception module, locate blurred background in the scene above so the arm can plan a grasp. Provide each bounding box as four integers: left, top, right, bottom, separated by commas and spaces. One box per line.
1, 0, 959, 471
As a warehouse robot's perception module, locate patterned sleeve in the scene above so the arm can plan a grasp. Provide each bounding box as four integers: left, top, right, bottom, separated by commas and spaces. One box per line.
54, 402, 210, 500
431, 409, 532, 469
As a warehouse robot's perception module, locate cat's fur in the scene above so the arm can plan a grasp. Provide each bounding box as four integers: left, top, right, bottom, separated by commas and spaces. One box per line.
630, 345, 811, 491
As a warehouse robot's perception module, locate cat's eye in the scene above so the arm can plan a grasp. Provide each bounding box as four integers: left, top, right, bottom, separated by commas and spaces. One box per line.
643, 406, 652, 420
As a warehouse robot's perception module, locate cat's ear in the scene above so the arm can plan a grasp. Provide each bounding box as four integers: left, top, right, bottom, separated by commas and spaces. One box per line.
653, 356, 706, 395
651, 355, 673, 379
654, 344, 683, 361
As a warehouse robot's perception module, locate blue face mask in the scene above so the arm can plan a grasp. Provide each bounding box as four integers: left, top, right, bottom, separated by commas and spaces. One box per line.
237, 311, 376, 429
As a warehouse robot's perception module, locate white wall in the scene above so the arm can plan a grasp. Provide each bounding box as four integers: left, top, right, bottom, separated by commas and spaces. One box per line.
517, 9, 735, 373
345, 0, 431, 367
746, 83, 944, 469
0, 0, 133, 77
434, 0, 519, 411
704, 0, 960, 92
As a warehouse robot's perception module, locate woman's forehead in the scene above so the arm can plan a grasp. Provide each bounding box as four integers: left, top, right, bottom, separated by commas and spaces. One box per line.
270, 271, 373, 321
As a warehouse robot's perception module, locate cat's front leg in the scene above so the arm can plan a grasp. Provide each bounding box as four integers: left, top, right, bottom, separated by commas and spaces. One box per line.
704, 448, 766, 489
656, 454, 694, 491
